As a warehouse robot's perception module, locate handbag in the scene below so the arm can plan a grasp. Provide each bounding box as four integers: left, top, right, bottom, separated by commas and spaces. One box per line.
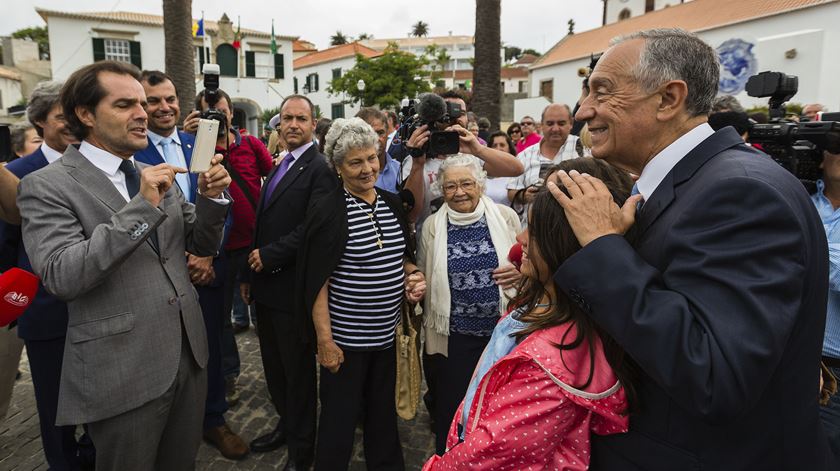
395, 301, 422, 420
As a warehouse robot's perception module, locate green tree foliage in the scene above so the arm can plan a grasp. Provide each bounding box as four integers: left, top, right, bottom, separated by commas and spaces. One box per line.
521, 48, 542, 57
357, 33, 373, 41
261, 106, 280, 125
329, 46, 431, 109
504, 46, 522, 62
11, 26, 49, 60
330, 31, 349, 46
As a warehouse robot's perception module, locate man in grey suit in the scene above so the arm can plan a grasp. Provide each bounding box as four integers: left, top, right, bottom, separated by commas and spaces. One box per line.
17, 61, 231, 470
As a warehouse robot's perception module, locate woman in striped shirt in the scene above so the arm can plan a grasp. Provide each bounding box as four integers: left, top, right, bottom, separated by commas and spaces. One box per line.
299, 117, 426, 471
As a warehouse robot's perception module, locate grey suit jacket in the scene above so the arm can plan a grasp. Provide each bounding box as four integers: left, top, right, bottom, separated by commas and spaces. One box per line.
17, 145, 228, 426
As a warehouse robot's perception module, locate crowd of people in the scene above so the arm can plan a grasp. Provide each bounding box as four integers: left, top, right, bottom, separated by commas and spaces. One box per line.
0, 26, 839, 471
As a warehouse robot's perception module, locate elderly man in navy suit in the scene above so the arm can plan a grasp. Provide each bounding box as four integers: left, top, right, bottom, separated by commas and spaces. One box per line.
548, 29, 835, 470
0, 80, 96, 470
134, 70, 248, 460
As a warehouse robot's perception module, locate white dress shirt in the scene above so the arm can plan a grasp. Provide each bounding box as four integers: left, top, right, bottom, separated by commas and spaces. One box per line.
80, 141, 136, 202
635, 123, 715, 201
40, 142, 63, 164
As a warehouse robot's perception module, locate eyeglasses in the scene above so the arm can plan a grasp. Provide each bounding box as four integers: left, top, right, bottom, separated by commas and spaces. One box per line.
509, 129, 522, 134
442, 179, 477, 195
520, 121, 535, 126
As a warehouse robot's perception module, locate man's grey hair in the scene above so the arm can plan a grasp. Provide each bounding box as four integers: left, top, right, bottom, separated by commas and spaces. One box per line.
611, 28, 719, 117
26, 80, 64, 137
323, 117, 379, 169
10, 122, 35, 156
432, 154, 488, 195
712, 95, 745, 113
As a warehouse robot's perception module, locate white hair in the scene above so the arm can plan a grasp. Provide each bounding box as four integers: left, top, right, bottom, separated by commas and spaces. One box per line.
323, 117, 379, 169
432, 154, 488, 194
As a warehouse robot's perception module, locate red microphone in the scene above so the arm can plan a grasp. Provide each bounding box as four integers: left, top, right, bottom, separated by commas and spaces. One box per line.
0, 268, 40, 327
508, 243, 523, 271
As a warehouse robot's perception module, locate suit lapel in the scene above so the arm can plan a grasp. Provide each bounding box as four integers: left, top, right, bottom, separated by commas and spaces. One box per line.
63, 146, 128, 213
635, 127, 746, 236
263, 145, 316, 211
136, 137, 166, 166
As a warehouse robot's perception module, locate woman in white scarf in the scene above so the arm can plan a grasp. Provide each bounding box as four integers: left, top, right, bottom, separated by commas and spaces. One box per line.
417, 154, 521, 455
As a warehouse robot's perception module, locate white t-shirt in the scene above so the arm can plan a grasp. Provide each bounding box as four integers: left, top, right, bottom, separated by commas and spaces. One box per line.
485, 177, 511, 206
507, 135, 581, 191
401, 153, 484, 231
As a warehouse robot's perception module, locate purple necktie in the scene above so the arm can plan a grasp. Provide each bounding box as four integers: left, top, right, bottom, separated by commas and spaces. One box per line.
264, 153, 295, 202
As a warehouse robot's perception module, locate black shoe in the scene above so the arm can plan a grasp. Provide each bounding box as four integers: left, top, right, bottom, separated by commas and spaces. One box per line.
283, 460, 311, 471
232, 323, 249, 334
250, 423, 286, 452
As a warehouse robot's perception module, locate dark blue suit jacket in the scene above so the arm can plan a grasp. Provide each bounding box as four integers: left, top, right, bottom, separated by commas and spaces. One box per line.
134, 132, 228, 289
1, 148, 69, 341
556, 127, 835, 470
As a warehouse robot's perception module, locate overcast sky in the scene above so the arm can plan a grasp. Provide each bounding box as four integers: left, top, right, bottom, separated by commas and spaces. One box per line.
4, 0, 604, 54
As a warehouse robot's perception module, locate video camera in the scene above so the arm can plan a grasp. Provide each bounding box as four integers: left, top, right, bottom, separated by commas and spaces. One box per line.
398, 93, 463, 158
746, 71, 840, 188
200, 63, 228, 137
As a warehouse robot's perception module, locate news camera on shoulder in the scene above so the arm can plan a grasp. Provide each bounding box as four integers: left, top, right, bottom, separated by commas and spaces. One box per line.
746, 70, 840, 190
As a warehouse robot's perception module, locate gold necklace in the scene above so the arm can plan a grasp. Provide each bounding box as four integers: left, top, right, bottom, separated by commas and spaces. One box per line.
346, 189, 383, 249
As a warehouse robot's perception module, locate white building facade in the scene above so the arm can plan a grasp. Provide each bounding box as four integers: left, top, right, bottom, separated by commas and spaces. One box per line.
526, 0, 840, 120
37, 9, 295, 135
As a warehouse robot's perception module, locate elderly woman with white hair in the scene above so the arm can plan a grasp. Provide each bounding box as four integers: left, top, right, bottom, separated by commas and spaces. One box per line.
417, 154, 522, 455
299, 117, 426, 471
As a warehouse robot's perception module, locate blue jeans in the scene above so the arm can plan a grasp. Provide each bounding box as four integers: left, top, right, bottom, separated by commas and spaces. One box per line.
820, 366, 840, 460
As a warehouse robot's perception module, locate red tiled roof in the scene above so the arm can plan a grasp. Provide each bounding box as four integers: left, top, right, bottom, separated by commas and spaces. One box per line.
293, 43, 382, 69
293, 39, 317, 52
532, 0, 839, 70
448, 68, 529, 81
35, 8, 296, 40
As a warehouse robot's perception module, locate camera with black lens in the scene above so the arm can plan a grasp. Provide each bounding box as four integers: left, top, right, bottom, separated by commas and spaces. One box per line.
398, 93, 463, 158
200, 63, 227, 137
746, 71, 840, 190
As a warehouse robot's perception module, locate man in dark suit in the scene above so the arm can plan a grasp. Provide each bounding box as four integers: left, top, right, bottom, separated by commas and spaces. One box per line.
548, 29, 835, 470
241, 95, 336, 470
135, 70, 247, 460
0, 80, 96, 470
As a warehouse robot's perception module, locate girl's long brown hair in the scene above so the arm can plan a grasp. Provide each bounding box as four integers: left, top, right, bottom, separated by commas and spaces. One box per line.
510, 158, 639, 413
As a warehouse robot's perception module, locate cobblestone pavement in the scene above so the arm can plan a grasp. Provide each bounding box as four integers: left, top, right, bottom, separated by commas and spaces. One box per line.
0, 328, 436, 470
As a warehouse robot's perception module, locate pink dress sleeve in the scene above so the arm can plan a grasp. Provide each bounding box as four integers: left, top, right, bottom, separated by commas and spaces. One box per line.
422, 361, 595, 471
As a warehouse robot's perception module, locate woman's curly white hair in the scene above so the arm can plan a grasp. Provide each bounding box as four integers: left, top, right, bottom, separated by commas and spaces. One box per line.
431, 154, 488, 194
323, 117, 379, 169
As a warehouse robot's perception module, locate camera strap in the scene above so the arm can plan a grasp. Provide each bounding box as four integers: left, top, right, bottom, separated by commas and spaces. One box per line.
224, 136, 259, 211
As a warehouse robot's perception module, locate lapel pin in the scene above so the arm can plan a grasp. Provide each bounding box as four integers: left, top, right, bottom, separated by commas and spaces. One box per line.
187, 144, 192, 149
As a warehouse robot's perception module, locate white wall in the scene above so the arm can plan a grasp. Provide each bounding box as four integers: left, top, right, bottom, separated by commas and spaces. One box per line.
513, 96, 552, 124
605, 0, 647, 24
0, 77, 22, 115
530, 2, 840, 112
294, 56, 360, 119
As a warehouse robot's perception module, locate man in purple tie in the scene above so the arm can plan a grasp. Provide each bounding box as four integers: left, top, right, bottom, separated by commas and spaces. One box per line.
240, 95, 337, 470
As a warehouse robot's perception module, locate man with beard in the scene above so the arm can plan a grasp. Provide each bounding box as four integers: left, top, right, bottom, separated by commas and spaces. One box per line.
17, 61, 231, 469
241, 95, 336, 470
135, 70, 249, 460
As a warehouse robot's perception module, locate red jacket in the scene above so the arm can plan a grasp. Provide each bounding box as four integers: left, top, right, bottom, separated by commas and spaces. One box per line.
423, 320, 628, 471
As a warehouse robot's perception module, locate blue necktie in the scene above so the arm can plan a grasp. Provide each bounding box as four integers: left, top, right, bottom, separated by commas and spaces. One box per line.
159, 136, 191, 197
631, 183, 645, 212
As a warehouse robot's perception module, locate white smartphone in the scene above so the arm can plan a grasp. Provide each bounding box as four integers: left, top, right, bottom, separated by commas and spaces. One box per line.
189, 119, 220, 173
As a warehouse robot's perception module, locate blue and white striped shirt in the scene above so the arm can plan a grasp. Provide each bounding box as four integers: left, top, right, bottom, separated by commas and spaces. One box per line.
810, 179, 840, 359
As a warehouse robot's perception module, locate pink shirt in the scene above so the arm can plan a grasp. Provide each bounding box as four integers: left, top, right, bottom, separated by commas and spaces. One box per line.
515, 132, 542, 154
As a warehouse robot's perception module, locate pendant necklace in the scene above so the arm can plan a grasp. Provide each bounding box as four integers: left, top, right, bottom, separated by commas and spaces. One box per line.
347, 189, 383, 249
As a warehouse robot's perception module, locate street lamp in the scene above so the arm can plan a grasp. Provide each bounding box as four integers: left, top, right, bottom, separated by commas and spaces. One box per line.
357, 79, 366, 107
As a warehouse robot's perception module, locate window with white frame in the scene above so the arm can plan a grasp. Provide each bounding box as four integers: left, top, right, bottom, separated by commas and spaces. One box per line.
104, 39, 131, 63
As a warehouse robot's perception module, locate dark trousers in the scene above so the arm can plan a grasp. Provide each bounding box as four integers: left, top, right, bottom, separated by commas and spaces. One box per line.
315, 347, 404, 471
197, 282, 228, 430
26, 337, 95, 470
432, 332, 490, 455
221, 248, 247, 379
255, 303, 316, 465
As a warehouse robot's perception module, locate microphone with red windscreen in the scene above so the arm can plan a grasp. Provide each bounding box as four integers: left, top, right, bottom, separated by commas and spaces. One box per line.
508, 243, 523, 271
0, 268, 40, 327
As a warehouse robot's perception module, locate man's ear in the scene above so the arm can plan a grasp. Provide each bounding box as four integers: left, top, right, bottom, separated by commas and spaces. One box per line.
76, 106, 95, 129
657, 80, 689, 122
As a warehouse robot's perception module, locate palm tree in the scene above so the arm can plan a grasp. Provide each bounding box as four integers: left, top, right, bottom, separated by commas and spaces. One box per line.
358, 33, 373, 41
411, 21, 429, 38
330, 31, 349, 46
472, 0, 501, 130
162, 0, 195, 126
